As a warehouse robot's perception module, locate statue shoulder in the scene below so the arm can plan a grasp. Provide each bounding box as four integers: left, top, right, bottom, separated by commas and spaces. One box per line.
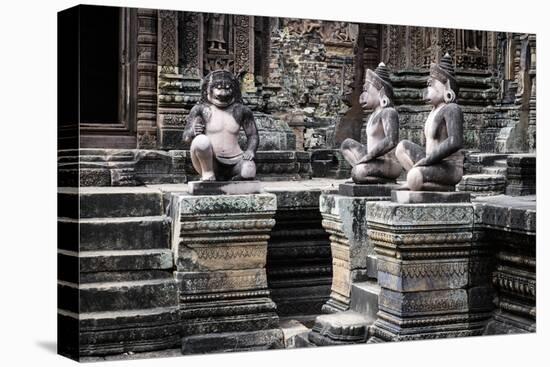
232, 103, 254, 121
441, 102, 463, 120
442, 102, 462, 113
189, 103, 208, 116
380, 106, 399, 122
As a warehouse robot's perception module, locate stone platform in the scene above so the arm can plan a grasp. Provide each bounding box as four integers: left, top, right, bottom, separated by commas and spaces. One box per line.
188, 180, 262, 195
391, 190, 471, 203
57, 179, 536, 358
170, 192, 283, 354
339, 182, 400, 197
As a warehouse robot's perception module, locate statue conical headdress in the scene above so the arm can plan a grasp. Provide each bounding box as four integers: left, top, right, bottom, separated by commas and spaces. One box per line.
429, 52, 457, 92
365, 62, 394, 99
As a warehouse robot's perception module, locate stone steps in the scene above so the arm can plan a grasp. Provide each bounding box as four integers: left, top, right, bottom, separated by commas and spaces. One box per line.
59, 248, 173, 272
57, 187, 180, 357
58, 216, 170, 252
59, 187, 164, 218
59, 279, 179, 314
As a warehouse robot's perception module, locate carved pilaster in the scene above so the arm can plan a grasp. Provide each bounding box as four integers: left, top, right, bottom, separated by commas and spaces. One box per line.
157, 10, 186, 150
180, 11, 203, 106
528, 34, 536, 152
234, 15, 255, 93
136, 9, 158, 149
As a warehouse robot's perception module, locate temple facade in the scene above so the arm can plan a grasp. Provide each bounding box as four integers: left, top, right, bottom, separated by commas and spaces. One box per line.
57, 5, 536, 361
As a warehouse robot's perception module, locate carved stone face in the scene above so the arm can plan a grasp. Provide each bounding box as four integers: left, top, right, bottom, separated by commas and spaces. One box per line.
424, 77, 446, 106
359, 82, 380, 110
208, 78, 235, 108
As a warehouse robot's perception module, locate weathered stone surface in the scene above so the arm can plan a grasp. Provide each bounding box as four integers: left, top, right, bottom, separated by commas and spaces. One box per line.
255, 151, 312, 181
58, 149, 137, 187
308, 311, 370, 345
506, 154, 536, 196
339, 182, 400, 197
311, 149, 352, 179
134, 150, 187, 185
280, 319, 311, 348
59, 187, 164, 218
57, 186, 180, 357
391, 190, 471, 204
58, 216, 171, 252
60, 308, 181, 357
181, 329, 284, 355
188, 180, 263, 195
475, 195, 536, 334
350, 281, 380, 322
464, 153, 509, 174
458, 174, 506, 197
170, 192, 283, 352
366, 201, 492, 342
320, 192, 389, 313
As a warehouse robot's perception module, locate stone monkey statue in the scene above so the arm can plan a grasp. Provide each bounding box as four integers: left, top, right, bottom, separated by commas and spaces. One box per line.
183, 70, 259, 181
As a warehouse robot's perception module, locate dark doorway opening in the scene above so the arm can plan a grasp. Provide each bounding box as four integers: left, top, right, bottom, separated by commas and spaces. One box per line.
79, 5, 137, 148
80, 6, 120, 124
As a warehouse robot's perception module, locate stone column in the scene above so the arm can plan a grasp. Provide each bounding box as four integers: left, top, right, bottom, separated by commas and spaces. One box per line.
136, 9, 158, 149
320, 184, 396, 313
366, 196, 492, 342
170, 193, 283, 354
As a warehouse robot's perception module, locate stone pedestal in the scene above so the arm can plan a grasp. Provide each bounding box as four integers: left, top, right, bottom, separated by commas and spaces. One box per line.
170, 193, 283, 354
319, 186, 393, 314
367, 195, 492, 342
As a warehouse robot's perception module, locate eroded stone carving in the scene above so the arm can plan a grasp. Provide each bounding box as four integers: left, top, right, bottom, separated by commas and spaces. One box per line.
206, 14, 227, 52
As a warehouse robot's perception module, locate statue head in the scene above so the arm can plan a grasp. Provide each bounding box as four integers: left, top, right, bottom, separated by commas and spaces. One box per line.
425, 52, 458, 105
200, 70, 243, 108
359, 62, 394, 110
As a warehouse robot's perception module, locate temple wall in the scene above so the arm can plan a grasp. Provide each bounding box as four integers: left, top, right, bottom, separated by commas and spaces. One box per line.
128, 10, 536, 155
266, 19, 356, 149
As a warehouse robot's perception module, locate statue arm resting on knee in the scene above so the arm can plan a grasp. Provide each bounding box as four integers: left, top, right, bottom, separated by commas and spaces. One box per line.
416, 104, 464, 166
240, 107, 259, 161
183, 105, 205, 145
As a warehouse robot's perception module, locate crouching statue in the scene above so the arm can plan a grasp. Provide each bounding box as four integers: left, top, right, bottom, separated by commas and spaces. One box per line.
183, 70, 259, 181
